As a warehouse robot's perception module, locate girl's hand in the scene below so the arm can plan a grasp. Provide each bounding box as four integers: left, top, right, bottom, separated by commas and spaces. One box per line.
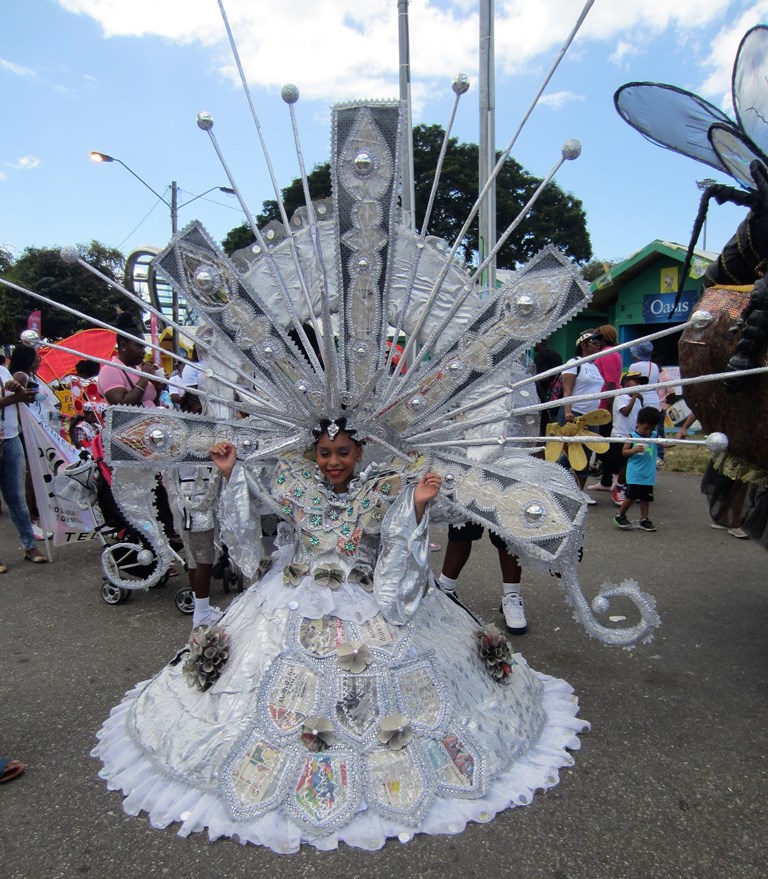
210, 440, 237, 478
415, 471, 442, 504
414, 472, 442, 524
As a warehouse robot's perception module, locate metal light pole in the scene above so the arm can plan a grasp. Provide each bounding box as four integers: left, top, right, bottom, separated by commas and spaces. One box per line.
397, 0, 416, 230
479, 0, 496, 294
696, 177, 718, 251
89, 151, 234, 350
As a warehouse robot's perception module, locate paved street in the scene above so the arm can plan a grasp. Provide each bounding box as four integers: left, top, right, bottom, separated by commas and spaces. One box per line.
1, 470, 766, 879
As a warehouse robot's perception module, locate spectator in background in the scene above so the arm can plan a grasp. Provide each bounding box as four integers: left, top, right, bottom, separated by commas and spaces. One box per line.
533, 338, 563, 436
0, 365, 47, 566
614, 405, 661, 532
608, 371, 647, 505
98, 318, 161, 408
560, 330, 605, 499
75, 359, 101, 380
181, 343, 206, 392
8, 344, 59, 540
9, 344, 61, 431
628, 341, 660, 411
588, 324, 622, 490
654, 353, 672, 468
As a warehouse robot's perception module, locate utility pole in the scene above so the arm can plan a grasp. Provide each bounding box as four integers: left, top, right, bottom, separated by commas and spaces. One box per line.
170, 180, 178, 351
398, 0, 416, 230
479, 0, 496, 294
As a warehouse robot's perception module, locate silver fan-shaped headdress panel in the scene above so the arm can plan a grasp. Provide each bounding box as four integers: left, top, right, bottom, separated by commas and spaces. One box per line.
97, 97, 658, 646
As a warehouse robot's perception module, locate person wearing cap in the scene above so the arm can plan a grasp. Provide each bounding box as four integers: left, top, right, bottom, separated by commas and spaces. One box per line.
560, 331, 605, 497
628, 341, 660, 411
606, 371, 647, 504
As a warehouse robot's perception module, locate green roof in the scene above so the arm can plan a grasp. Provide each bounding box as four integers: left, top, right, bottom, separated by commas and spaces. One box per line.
589, 239, 715, 308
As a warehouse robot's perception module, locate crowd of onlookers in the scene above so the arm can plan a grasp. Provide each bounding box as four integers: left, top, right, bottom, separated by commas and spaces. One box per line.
0, 324, 208, 573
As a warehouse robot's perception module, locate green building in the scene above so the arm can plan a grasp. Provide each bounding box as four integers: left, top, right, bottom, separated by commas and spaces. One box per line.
550, 240, 715, 366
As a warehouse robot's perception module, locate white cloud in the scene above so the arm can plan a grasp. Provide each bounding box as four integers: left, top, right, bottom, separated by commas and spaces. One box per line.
7, 156, 42, 171
54, 0, 748, 103
538, 91, 584, 109
609, 40, 641, 67
0, 57, 37, 77
697, 1, 768, 109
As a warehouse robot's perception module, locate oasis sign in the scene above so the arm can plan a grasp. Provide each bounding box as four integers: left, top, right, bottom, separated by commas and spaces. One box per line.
642, 291, 699, 323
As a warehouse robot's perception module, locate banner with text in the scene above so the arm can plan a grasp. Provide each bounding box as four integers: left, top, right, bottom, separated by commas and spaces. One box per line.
19, 404, 98, 547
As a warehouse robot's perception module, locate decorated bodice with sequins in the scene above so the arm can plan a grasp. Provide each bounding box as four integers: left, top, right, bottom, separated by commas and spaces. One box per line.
273, 454, 403, 575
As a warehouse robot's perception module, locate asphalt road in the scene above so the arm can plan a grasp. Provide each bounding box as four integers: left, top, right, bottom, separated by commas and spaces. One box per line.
1, 470, 766, 879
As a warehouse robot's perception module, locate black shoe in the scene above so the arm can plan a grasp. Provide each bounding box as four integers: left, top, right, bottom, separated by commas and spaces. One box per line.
613, 514, 632, 530
638, 519, 656, 532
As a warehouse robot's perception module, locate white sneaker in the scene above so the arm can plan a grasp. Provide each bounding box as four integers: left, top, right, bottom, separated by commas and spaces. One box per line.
192, 605, 223, 629
32, 524, 53, 541
501, 592, 527, 634
435, 576, 458, 599
582, 494, 597, 506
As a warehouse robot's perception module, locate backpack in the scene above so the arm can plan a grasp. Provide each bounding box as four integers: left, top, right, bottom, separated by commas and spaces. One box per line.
546, 373, 564, 403
546, 364, 579, 403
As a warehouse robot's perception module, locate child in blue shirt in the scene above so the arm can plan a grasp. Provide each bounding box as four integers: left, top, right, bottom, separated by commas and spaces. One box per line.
614, 406, 660, 532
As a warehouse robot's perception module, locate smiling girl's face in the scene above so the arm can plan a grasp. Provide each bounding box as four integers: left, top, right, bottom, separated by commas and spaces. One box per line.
315, 431, 362, 493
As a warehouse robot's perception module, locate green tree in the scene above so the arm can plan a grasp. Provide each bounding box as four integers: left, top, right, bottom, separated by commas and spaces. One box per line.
581, 258, 617, 283
0, 241, 139, 341
221, 124, 591, 267
222, 164, 332, 255
0, 247, 12, 274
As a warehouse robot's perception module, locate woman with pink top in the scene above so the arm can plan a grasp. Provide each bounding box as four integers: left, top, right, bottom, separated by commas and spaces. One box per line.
97, 317, 162, 408
588, 325, 623, 491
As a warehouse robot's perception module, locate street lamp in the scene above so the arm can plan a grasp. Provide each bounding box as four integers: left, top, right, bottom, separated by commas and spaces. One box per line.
89, 151, 235, 347
696, 177, 718, 251
89, 151, 234, 234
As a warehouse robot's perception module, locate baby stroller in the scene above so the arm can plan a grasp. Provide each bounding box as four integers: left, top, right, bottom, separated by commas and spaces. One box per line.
53, 437, 193, 612
55, 439, 243, 613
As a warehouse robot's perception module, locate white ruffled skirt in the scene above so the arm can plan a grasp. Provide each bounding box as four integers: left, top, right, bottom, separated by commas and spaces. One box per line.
93, 558, 588, 853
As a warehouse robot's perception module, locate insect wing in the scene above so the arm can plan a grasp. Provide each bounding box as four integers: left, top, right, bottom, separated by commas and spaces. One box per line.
733, 25, 768, 164
709, 123, 765, 190
615, 82, 736, 176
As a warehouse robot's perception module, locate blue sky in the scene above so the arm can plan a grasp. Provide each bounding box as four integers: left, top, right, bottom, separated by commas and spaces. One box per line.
3, 0, 768, 268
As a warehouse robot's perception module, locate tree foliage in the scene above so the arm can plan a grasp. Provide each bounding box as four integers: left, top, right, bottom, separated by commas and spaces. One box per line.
221, 164, 332, 255
221, 124, 591, 267
581, 258, 617, 283
0, 241, 139, 342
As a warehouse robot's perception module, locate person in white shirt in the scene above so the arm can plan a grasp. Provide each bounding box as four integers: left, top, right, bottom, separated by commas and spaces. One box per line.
628, 341, 660, 410
608, 371, 647, 505
560, 330, 606, 494
0, 365, 47, 567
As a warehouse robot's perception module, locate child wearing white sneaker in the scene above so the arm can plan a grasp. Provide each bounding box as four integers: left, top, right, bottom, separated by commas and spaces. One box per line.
614, 406, 660, 532
601, 371, 646, 503
437, 522, 527, 634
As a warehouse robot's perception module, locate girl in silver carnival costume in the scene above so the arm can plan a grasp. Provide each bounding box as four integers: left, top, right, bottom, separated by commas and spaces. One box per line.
91, 86, 657, 850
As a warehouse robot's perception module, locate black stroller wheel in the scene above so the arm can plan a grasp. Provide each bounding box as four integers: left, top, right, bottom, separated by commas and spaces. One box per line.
101, 580, 131, 605
175, 587, 195, 614
151, 571, 171, 589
